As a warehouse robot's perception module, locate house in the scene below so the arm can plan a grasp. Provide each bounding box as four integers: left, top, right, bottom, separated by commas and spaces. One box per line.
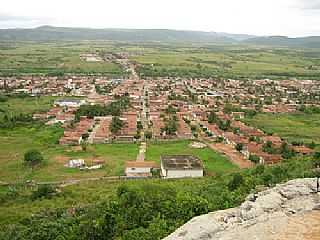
65, 159, 85, 168
54, 99, 86, 108
160, 155, 203, 179
125, 161, 158, 178
223, 132, 249, 146
231, 112, 245, 119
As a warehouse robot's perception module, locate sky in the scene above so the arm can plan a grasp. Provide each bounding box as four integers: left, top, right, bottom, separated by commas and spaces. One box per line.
0, 0, 319, 37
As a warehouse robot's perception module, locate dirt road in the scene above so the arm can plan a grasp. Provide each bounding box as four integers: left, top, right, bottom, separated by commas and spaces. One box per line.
207, 142, 253, 168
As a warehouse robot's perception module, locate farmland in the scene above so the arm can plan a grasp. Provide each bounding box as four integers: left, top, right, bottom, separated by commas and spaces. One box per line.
1, 41, 320, 79
0, 42, 123, 76
131, 45, 320, 79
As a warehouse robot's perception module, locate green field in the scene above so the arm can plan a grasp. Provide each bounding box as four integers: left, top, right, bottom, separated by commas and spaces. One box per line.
0, 125, 141, 182
146, 141, 238, 175
243, 113, 320, 147
0, 96, 58, 119
131, 45, 320, 79
1, 41, 320, 79
0, 42, 123, 76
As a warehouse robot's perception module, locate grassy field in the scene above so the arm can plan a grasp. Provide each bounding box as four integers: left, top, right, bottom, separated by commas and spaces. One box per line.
0, 42, 123, 76
0, 128, 236, 182
243, 113, 320, 147
0, 96, 58, 120
146, 140, 238, 175
1, 41, 320, 79
0, 125, 140, 182
131, 45, 320, 79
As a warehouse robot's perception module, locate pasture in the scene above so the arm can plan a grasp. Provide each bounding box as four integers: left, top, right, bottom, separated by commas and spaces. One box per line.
243, 113, 320, 147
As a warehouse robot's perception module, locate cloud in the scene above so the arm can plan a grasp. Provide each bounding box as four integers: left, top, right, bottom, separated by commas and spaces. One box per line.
0, 13, 31, 22
296, 0, 320, 10
0, 12, 53, 28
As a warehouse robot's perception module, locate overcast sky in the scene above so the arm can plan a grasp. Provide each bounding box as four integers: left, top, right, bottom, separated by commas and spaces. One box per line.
0, 0, 319, 37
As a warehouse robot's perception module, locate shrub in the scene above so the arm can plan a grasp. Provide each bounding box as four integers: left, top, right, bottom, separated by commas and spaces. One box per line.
24, 150, 43, 166
31, 185, 56, 200
228, 173, 244, 191
249, 154, 260, 164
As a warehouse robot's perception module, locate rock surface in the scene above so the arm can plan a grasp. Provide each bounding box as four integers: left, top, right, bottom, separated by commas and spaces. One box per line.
164, 178, 320, 240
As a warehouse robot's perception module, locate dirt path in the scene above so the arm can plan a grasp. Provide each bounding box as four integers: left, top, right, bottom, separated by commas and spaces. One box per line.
207, 142, 253, 169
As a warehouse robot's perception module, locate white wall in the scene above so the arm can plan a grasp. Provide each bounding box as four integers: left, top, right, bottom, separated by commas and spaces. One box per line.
165, 169, 203, 179
125, 167, 151, 175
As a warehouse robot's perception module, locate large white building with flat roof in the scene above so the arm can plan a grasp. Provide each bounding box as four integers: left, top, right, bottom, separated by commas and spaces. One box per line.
160, 155, 203, 179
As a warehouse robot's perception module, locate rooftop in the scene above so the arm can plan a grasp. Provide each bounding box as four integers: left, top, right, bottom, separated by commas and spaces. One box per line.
161, 155, 203, 170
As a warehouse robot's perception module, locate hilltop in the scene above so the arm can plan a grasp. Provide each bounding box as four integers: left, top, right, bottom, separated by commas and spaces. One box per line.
0, 26, 320, 47
164, 178, 320, 240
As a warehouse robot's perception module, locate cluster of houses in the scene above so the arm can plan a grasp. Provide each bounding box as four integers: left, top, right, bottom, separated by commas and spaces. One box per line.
2, 72, 319, 173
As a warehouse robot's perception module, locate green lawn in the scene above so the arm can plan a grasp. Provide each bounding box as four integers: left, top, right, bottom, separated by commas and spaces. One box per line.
146, 140, 238, 175
243, 113, 320, 147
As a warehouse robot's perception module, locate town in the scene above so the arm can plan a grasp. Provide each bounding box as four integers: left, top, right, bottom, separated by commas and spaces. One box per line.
1, 53, 319, 179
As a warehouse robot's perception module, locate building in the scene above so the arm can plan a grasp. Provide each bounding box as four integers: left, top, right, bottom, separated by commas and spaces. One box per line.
54, 99, 86, 108
125, 161, 158, 178
160, 155, 203, 179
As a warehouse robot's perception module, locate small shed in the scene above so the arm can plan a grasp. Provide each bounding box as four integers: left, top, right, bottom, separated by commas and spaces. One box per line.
65, 159, 85, 168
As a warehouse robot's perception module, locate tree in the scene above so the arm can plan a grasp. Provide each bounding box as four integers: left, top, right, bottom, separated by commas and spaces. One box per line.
145, 131, 152, 140
31, 185, 56, 200
280, 142, 295, 159
110, 116, 124, 135
249, 154, 260, 164
228, 173, 244, 191
235, 143, 243, 152
81, 141, 88, 152
208, 111, 218, 124
24, 150, 43, 166
164, 116, 179, 135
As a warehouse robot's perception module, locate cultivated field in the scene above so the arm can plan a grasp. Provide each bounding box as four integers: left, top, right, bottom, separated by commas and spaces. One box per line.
1, 41, 320, 79
131, 45, 320, 79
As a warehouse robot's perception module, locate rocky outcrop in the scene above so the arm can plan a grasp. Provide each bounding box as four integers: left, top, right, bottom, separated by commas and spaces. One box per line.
164, 178, 320, 240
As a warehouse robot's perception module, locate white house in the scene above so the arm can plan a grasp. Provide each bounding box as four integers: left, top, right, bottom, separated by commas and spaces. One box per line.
54, 99, 86, 108
160, 155, 204, 179
125, 161, 158, 178
65, 159, 85, 168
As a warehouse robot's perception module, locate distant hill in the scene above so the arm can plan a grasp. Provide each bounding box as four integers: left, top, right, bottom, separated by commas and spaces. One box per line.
244, 36, 320, 48
0, 26, 319, 47
0, 26, 236, 43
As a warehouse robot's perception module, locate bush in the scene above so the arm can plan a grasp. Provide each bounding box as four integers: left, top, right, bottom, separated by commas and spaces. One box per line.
249, 154, 260, 164
24, 150, 43, 166
0, 95, 8, 102
31, 185, 56, 200
228, 173, 244, 191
